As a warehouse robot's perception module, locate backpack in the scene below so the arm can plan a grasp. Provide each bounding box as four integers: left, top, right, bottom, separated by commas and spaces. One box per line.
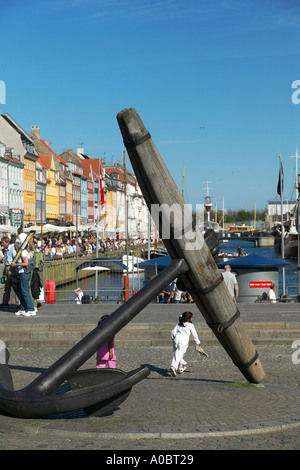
82, 294, 90, 304
33, 252, 44, 272
261, 292, 268, 301
24, 257, 36, 274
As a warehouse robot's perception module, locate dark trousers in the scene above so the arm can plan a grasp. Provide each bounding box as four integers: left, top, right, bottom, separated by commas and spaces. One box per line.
2, 266, 19, 305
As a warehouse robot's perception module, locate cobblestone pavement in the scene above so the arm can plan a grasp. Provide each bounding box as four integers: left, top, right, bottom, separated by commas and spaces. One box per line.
0, 343, 300, 451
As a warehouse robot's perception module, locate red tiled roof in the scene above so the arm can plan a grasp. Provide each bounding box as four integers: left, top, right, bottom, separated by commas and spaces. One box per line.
105, 167, 135, 184
38, 153, 53, 169
35, 136, 67, 166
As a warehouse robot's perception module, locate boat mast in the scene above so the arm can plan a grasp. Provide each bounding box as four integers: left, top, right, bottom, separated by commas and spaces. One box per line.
291, 147, 300, 298
222, 195, 225, 233
279, 156, 285, 296
290, 147, 299, 200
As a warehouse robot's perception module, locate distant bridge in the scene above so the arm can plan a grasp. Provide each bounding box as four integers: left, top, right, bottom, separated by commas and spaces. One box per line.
219, 232, 274, 247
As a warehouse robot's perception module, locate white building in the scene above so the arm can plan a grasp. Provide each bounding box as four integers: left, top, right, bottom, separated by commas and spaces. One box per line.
268, 197, 296, 219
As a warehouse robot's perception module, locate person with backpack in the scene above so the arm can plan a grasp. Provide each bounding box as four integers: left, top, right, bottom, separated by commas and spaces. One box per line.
74, 287, 84, 304
29, 241, 44, 313
11, 241, 36, 317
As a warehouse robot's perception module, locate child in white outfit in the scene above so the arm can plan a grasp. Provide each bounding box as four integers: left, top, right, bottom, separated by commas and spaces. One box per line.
170, 311, 206, 377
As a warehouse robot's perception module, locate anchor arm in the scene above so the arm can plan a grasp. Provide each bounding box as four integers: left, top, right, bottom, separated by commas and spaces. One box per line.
0, 257, 188, 416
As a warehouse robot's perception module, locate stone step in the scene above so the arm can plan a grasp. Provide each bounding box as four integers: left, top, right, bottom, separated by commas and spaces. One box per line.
2, 336, 297, 349
1, 322, 299, 348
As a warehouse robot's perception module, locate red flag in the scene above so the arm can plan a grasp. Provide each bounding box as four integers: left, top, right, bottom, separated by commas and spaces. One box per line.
99, 159, 105, 219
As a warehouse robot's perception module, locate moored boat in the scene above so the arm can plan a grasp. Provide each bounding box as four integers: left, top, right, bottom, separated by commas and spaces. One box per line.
272, 221, 298, 260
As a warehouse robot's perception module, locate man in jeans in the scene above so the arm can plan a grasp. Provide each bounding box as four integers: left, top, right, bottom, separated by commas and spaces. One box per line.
11, 241, 36, 317
0, 236, 19, 308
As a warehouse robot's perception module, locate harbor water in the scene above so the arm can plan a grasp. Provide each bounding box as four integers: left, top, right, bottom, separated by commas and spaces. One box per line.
56, 240, 300, 303
56, 268, 145, 304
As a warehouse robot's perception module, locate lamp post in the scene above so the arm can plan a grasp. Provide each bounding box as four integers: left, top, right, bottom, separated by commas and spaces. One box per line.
297, 174, 300, 300
76, 202, 79, 287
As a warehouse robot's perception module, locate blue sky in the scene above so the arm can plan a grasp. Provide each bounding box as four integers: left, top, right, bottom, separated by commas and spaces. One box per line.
1, 0, 300, 211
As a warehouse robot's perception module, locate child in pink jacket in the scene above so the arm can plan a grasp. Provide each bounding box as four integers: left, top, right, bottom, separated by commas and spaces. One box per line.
96, 315, 116, 369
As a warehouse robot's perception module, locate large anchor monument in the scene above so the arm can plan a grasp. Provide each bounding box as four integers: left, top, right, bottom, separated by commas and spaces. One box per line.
0, 109, 265, 419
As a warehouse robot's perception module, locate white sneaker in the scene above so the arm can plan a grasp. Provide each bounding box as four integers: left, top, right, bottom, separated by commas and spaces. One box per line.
15, 310, 25, 316
178, 365, 187, 374
170, 366, 177, 377
23, 310, 36, 317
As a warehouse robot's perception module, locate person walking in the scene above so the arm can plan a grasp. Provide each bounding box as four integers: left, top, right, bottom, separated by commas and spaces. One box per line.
95, 315, 116, 369
11, 241, 36, 317
170, 311, 208, 377
222, 265, 239, 302
28, 241, 44, 313
0, 236, 19, 307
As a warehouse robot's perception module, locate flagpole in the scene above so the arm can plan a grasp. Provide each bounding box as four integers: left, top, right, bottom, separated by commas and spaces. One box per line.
95, 159, 100, 301
279, 155, 286, 297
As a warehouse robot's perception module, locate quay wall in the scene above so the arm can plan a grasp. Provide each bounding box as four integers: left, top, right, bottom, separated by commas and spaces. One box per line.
44, 259, 94, 287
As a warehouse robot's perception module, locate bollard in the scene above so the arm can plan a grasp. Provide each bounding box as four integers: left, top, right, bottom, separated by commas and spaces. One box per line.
45, 280, 56, 304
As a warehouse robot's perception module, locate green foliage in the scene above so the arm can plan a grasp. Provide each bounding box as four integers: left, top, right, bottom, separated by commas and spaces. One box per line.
203, 209, 266, 223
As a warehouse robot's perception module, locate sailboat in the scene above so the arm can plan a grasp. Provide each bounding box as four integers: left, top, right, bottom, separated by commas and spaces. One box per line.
272, 151, 299, 260
273, 217, 298, 259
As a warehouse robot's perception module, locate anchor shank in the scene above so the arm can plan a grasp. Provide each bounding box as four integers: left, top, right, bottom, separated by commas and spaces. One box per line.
117, 108, 265, 384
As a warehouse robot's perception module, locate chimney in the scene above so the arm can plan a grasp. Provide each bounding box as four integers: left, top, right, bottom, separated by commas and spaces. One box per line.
31, 125, 41, 138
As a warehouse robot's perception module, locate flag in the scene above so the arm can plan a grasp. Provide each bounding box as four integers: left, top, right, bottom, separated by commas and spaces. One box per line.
277, 157, 283, 197
99, 159, 105, 220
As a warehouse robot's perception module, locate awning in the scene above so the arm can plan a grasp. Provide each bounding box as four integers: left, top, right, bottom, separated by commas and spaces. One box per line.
76, 258, 127, 273
0, 225, 18, 234
218, 254, 289, 268
137, 255, 171, 269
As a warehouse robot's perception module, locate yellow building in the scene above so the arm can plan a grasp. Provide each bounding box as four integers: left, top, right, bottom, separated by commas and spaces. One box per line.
23, 153, 37, 226
38, 154, 59, 223
105, 187, 117, 232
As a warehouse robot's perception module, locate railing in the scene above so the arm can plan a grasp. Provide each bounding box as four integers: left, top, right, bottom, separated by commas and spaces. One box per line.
44, 288, 133, 304
43, 247, 146, 287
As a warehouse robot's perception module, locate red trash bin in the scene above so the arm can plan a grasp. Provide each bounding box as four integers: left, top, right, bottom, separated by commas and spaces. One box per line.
45, 279, 56, 304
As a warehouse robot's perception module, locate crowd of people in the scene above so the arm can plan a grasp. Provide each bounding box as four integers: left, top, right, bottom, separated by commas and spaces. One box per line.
158, 279, 194, 304
0, 227, 155, 311
42, 234, 123, 259
39, 233, 149, 260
